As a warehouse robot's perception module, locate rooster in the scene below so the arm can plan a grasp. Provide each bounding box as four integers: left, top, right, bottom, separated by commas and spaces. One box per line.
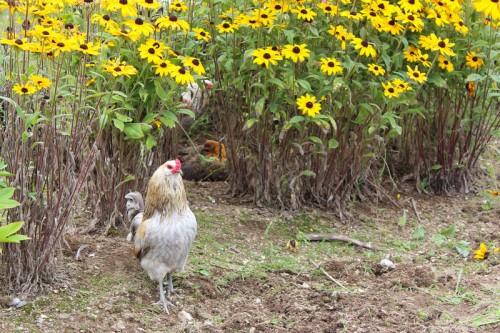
180, 80, 213, 128
134, 159, 197, 314
124, 192, 144, 242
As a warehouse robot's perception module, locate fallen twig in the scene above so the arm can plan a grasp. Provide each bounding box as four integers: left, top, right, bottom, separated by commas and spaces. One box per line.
75, 244, 88, 261
305, 233, 384, 251
411, 197, 424, 224
310, 260, 349, 292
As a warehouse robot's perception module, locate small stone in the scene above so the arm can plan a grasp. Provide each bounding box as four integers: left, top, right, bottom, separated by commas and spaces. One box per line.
255, 298, 261, 304
9, 298, 20, 306
16, 301, 27, 308
380, 259, 395, 269
249, 327, 256, 333
301, 283, 310, 289
178, 310, 193, 322
112, 319, 126, 331
203, 320, 213, 327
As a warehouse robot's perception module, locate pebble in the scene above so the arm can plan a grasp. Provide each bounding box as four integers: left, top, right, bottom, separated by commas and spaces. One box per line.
380, 259, 396, 269
249, 328, 256, 333
112, 319, 126, 331
301, 282, 310, 289
255, 298, 261, 304
178, 310, 193, 322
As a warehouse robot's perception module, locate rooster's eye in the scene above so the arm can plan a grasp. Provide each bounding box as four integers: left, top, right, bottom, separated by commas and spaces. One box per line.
166, 165, 173, 169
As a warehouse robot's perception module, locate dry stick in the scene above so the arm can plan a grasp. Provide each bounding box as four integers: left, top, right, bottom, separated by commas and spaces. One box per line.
411, 197, 424, 224
310, 260, 350, 292
366, 179, 402, 209
305, 233, 384, 251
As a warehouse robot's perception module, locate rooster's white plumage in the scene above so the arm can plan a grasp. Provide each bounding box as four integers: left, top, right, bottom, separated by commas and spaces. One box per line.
134, 159, 197, 314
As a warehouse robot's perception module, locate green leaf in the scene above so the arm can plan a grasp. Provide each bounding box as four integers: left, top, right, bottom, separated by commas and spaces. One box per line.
245, 118, 259, 129
440, 224, 456, 237
0, 171, 14, 177
115, 113, 133, 122
0, 234, 30, 243
455, 240, 470, 257
114, 175, 135, 190
297, 79, 312, 91
0, 222, 24, 240
0, 188, 20, 210
397, 212, 407, 226
432, 234, 445, 246
154, 81, 169, 101
466, 74, 484, 82
299, 170, 316, 177
123, 123, 144, 139
255, 97, 266, 115
431, 164, 442, 170
328, 138, 339, 149
177, 108, 196, 118
113, 119, 125, 131
289, 116, 305, 123
146, 135, 157, 150
268, 77, 284, 89
411, 226, 426, 240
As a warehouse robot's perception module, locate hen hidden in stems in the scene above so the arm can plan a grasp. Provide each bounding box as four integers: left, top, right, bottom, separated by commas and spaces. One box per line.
133, 159, 197, 314
179, 79, 213, 128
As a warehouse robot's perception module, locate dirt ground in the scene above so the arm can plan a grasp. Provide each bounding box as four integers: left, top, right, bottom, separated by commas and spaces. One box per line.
1, 178, 499, 332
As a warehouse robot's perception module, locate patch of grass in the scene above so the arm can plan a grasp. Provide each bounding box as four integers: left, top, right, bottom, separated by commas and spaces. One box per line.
469, 307, 500, 328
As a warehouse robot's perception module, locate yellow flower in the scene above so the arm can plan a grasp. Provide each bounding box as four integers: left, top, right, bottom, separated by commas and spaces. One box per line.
153, 59, 176, 77
107, 26, 142, 41
282, 44, 310, 63
407, 65, 427, 84
292, 6, 317, 21
156, 15, 190, 33
296, 94, 321, 118
171, 67, 195, 85
105, 0, 138, 18
138, 39, 166, 63
91, 13, 119, 29
438, 55, 454, 72
76, 40, 101, 56
137, 0, 160, 10
392, 78, 412, 92
170, 0, 188, 12
328, 25, 354, 50
404, 45, 421, 62
319, 57, 342, 75
368, 63, 385, 76
317, 3, 338, 16
473, 0, 500, 20
192, 28, 211, 42
382, 82, 400, 98
0, 37, 31, 51
465, 52, 484, 69
252, 47, 283, 68
486, 189, 499, 197
340, 10, 363, 20
351, 38, 377, 58
29, 75, 52, 90
124, 17, 155, 37
216, 21, 238, 33
13, 83, 37, 95
182, 56, 206, 75
474, 243, 489, 260
102, 60, 138, 77
86, 78, 95, 87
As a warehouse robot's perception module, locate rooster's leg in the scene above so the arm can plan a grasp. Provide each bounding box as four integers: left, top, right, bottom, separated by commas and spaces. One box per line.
157, 280, 175, 314
166, 272, 174, 296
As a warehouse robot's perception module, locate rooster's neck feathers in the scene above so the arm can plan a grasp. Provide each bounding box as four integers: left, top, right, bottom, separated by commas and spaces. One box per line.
143, 169, 188, 220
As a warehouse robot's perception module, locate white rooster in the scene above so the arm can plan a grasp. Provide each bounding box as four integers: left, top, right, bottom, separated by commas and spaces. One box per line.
134, 159, 197, 314
180, 80, 213, 127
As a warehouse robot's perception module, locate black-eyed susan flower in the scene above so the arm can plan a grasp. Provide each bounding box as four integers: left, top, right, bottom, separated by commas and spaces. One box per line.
153, 59, 176, 77
156, 15, 190, 33
340, 10, 364, 21
239, 15, 263, 28
137, 0, 160, 10
392, 78, 412, 92
286, 239, 298, 253
51, 37, 77, 56
435, 37, 456, 57
105, 0, 138, 18
0, 37, 31, 51
351, 38, 377, 58
29, 75, 52, 90
76, 40, 101, 56
319, 57, 342, 75
407, 65, 427, 84
182, 56, 206, 75
107, 26, 142, 41
124, 17, 155, 37
253, 8, 276, 27
418, 53, 431, 67
368, 63, 385, 76
216, 21, 238, 33
252, 47, 283, 68
170, 0, 188, 12
404, 45, 420, 62
418, 33, 440, 51
427, 9, 450, 27
86, 78, 96, 87
282, 44, 310, 63
138, 38, 166, 63
192, 28, 211, 42
382, 82, 400, 98
382, 18, 405, 35
465, 81, 475, 96
398, 0, 423, 13
13, 83, 37, 95
267, 1, 290, 14
317, 3, 338, 16
29, 25, 55, 39
486, 189, 499, 197
466, 52, 484, 69
438, 55, 454, 72
171, 67, 195, 85
297, 94, 321, 118
396, 12, 425, 32
292, 6, 317, 21
91, 13, 119, 29
328, 25, 354, 50
102, 59, 138, 77
474, 0, 500, 20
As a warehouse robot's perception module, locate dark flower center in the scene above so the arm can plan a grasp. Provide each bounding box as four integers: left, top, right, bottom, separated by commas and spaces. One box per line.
200, 31, 206, 36
306, 102, 313, 108
350, 11, 356, 16
292, 46, 300, 53
135, 18, 144, 25
223, 23, 230, 28
374, 66, 379, 70
80, 44, 88, 50
472, 56, 478, 61
408, 15, 414, 20
65, 23, 74, 29
275, 5, 282, 10
263, 53, 271, 59
378, 4, 385, 9
84, 0, 94, 3
388, 88, 394, 93
21, 87, 28, 93
114, 67, 122, 72
169, 15, 178, 22
103, 15, 110, 21
444, 60, 448, 64
148, 47, 155, 54
261, 14, 268, 19
271, 46, 278, 51
192, 59, 200, 66
301, 9, 307, 14
413, 72, 419, 78
120, 0, 127, 4
179, 68, 186, 74
409, 0, 415, 4
361, 41, 368, 47
15, 39, 23, 45
42, 30, 50, 35
438, 41, 446, 48
389, 19, 396, 26
370, 11, 376, 17
57, 42, 64, 47
325, 6, 331, 11
146, 0, 153, 3
153, 42, 160, 48
249, 20, 256, 24
160, 63, 167, 68
328, 62, 334, 67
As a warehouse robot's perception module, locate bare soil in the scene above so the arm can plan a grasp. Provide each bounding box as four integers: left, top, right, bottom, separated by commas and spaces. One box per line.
1, 181, 499, 333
